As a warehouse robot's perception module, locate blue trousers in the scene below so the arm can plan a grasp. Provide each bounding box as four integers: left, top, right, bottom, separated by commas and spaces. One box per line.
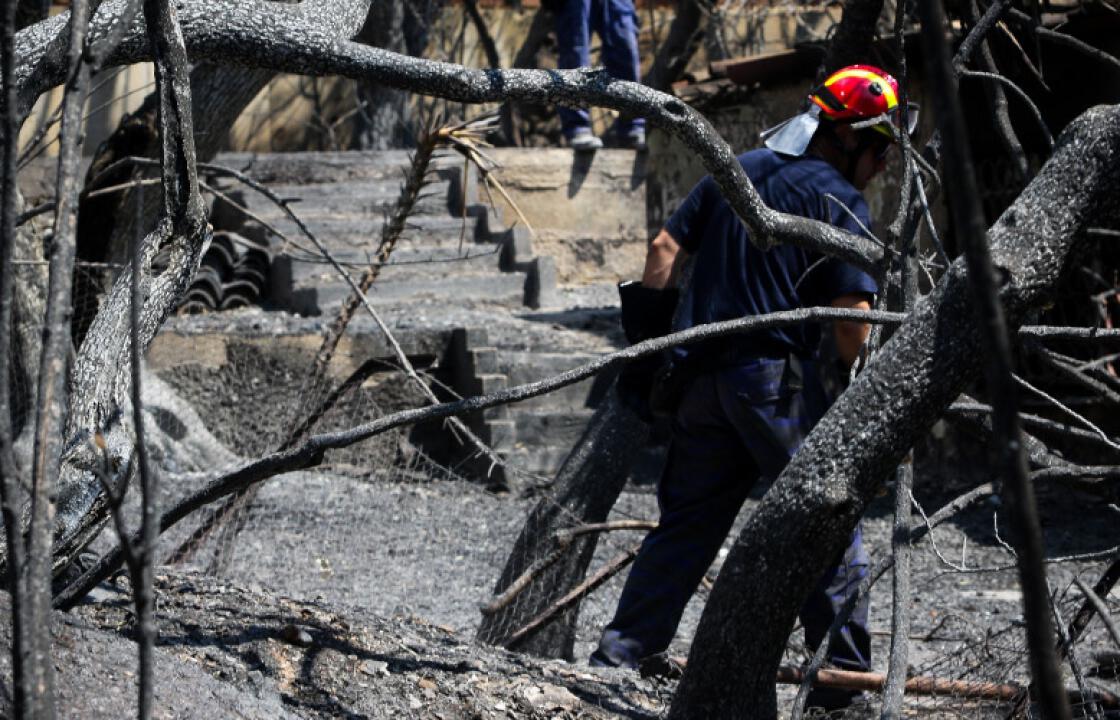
598, 357, 871, 670
554, 0, 645, 137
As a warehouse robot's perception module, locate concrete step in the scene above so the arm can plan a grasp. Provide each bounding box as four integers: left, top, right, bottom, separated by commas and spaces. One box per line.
235, 180, 453, 220
283, 271, 528, 315
247, 215, 485, 251
273, 244, 505, 287
512, 409, 596, 449
502, 445, 584, 477
215, 150, 463, 186
500, 351, 600, 410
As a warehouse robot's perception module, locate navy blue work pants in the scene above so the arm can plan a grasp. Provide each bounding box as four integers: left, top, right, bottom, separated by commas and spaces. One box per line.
554, 0, 645, 137
600, 357, 871, 670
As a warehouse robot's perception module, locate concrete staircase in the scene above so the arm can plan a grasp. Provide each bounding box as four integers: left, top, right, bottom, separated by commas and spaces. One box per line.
211, 150, 559, 315
203, 149, 642, 481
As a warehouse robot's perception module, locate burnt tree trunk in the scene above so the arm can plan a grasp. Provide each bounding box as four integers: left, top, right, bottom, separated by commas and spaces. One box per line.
352, 0, 410, 149
643, 0, 704, 93
74, 63, 274, 345
821, 0, 888, 75
352, 0, 442, 149
476, 389, 650, 659
668, 105, 1120, 718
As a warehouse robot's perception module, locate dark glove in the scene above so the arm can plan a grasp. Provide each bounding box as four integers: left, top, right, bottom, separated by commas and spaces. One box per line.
616, 281, 680, 420
618, 281, 679, 345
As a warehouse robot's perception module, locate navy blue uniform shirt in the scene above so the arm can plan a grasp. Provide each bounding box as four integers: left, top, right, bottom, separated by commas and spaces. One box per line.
665, 148, 879, 363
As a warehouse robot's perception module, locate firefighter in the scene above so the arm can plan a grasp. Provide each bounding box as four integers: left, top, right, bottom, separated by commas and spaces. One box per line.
599, 65, 918, 712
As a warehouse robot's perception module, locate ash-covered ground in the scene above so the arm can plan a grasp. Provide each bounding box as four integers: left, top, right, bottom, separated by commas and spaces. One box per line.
38, 465, 1120, 719
20, 301, 1120, 719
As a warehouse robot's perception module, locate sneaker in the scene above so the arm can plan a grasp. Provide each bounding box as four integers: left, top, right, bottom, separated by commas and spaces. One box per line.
568, 128, 603, 152
620, 127, 647, 152
588, 629, 641, 668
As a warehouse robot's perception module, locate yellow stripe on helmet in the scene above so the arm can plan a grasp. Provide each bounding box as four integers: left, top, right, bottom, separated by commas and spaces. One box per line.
825, 68, 899, 110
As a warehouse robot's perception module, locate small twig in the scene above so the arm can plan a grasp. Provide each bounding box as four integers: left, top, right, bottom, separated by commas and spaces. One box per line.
1051, 581, 1105, 720
1014, 373, 1119, 449
479, 546, 569, 616
553, 519, 657, 544
15, 201, 55, 226
881, 470, 914, 720
993, 511, 1018, 558
503, 544, 641, 646
1074, 578, 1120, 652
960, 69, 1053, 150
946, 401, 1120, 459
480, 520, 655, 616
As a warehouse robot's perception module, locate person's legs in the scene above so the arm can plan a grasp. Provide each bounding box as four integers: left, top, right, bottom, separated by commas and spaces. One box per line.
799, 525, 871, 670
798, 526, 871, 710
596, 0, 645, 145
554, 0, 595, 140
720, 358, 872, 676
592, 373, 759, 666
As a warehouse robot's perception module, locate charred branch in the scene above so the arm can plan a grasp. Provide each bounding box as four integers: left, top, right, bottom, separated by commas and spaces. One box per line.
14, 0, 886, 273
56, 306, 905, 609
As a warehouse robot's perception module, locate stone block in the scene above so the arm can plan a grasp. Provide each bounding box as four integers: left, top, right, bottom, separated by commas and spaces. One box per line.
524, 256, 559, 310
469, 348, 500, 375
483, 419, 517, 451
502, 226, 535, 270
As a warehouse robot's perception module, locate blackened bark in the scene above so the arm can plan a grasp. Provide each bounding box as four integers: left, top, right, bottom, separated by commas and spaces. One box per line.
0, 0, 29, 713
476, 390, 649, 659
352, 0, 411, 150
14, 0, 48, 32
643, 0, 704, 93
132, 0, 200, 712
822, 0, 888, 75
668, 105, 1120, 718
919, 0, 1069, 716
23, 0, 95, 713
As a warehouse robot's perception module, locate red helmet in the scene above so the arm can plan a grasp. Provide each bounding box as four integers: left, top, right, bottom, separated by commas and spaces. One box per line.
760, 63, 918, 157
809, 64, 917, 140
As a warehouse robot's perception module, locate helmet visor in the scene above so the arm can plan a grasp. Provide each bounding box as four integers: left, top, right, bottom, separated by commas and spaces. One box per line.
859, 102, 920, 142
760, 106, 821, 157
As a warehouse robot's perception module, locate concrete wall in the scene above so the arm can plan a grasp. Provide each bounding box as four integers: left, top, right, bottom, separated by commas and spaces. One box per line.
479, 148, 650, 284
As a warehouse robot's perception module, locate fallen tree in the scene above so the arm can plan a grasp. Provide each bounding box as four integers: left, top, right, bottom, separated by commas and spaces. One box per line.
668, 104, 1120, 717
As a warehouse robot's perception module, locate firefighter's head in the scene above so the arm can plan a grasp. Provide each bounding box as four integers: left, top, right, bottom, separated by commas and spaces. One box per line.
761, 64, 918, 188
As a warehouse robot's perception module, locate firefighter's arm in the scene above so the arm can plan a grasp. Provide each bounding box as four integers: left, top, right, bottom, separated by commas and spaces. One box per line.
641, 229, 688, 289
620, 229, 687, 344
831, 293, 872, 368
